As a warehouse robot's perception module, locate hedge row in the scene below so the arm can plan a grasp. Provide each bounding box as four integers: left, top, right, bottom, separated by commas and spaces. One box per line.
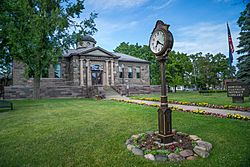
199, 90, 227, 93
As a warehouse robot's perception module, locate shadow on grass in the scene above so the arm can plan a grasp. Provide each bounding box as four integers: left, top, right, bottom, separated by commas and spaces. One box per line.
0, 108, 13, 113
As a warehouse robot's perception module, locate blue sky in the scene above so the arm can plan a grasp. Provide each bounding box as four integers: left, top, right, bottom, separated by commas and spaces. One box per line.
80, 0, 247, 65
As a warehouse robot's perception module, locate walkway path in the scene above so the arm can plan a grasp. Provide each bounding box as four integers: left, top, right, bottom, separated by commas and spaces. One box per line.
106, 95, 250, 117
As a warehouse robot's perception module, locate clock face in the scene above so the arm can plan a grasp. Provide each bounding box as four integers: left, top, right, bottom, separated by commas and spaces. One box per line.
149, 30, 166, 54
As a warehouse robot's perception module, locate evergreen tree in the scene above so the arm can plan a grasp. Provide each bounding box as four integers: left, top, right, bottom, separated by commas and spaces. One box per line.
236, 2, 250, 84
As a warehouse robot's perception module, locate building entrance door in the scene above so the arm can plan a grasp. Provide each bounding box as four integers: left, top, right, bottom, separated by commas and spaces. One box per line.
91, 65, 103, 85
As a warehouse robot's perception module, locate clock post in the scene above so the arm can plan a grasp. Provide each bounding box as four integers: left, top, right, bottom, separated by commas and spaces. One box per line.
149, 20, 174, 144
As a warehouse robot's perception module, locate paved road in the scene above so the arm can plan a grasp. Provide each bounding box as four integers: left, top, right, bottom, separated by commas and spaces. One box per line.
108, 96, 250, 117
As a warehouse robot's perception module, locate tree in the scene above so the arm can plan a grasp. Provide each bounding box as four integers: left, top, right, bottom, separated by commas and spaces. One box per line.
236, 2, 250, 85
211, 53, 235, 88
166, 51, 193, 92
2, 0, 97, 99
0, 1, 13, 86
189, 52, 232, 89
0, 54, 12, 86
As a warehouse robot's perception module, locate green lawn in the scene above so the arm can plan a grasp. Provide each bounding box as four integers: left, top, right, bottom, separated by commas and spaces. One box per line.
131, 91, 250, 108
0, 99, 249, 167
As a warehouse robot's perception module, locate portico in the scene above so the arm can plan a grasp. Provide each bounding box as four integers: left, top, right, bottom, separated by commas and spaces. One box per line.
79, 58, 115, 87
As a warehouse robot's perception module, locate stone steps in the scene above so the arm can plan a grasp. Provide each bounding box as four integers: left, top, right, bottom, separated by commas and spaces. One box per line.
103, 86, 123, 99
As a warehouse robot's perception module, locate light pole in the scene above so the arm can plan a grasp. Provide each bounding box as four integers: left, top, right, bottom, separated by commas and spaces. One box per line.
149, 20, 174, 144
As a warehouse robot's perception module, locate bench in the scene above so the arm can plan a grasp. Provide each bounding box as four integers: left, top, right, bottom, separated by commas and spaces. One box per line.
0, 85, 13, 110
0, 85, 4, 99
0, 100, 13, 110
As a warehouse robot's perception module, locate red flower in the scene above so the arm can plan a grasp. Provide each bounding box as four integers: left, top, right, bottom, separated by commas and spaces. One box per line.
170, 144, 175, 150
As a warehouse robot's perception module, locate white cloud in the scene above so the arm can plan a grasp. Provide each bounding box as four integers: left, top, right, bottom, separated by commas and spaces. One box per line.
93, 19, 139, 50
214, 0, 231, 3
86, 0, 148, 9
173, 22, 239, 58
151, 0, 175, 10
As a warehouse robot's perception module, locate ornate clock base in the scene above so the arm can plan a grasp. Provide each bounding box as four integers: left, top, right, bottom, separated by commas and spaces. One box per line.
158, 133, 174, 144
158, 107, 173, 144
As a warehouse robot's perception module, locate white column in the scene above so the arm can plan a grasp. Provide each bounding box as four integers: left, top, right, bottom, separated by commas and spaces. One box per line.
111, 60, 114, 86
86, 59, 92, 86
80, 59, 84, 86
105, 60, 109, 86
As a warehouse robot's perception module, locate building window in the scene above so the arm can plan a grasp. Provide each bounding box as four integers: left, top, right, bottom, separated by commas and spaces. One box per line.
136, 66, 141, 78
54, 64, 61, 78
119, 66, 123, 78
128, 66, 133, 78
91, 64, 101, 71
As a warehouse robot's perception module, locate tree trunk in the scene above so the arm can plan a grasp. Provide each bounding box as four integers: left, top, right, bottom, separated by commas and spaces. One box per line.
174, 85, 177, 93
3, 78, 7, 86
33, 75, 41, 99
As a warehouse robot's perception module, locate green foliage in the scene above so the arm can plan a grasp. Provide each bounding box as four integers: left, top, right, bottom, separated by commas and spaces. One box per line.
236, 2, 250, 85
174, 147, 181, 154
0, 1, 13, 85
199, 90, 227, 93
191, 141, 197, 147
144, 149, 171, 155
167, 51, 193, 91
189, 52, 232, 89
1, 0, 97, 98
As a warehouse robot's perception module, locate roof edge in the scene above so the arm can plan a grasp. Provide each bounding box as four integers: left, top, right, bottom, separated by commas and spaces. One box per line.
67, 46, 120, 59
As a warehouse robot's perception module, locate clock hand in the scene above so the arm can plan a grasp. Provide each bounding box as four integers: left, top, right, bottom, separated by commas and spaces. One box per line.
155, 41, 159, 48
157, 40, 164, 46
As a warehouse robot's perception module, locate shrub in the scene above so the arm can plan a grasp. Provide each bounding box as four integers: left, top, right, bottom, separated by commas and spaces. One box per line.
199, 90, 227, 93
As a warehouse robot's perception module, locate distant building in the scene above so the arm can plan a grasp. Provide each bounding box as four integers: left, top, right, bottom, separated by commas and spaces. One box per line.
5, 36, 155, 99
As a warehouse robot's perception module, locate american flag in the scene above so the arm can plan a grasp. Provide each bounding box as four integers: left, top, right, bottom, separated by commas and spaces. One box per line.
227, 23, 234, 65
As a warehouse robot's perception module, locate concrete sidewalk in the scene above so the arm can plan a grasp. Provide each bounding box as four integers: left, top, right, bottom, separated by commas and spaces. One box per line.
108, 96, 250, 117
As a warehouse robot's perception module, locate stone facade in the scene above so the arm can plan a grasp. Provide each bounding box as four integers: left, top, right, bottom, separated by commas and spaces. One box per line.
116, 62, 150, 85
5, 36, 155, 99
4, 85, 86, 99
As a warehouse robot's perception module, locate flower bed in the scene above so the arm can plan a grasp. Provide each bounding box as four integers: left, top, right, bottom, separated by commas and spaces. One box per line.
126, 131, 212, 162
132, 97, 250, 112
111, 99, 250, 121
